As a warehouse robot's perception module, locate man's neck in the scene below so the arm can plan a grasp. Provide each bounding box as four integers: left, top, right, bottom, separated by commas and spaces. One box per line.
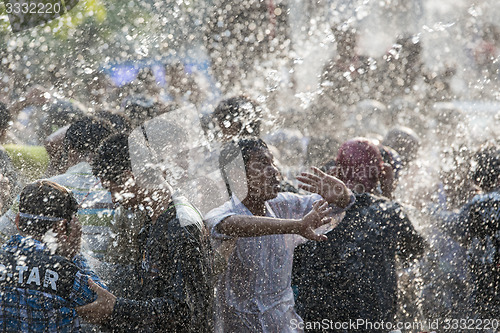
67, 151, 90, 167
241, 196, 267, 216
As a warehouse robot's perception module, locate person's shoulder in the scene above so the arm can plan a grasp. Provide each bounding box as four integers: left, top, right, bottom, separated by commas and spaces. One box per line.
465, 191, 500, 215
267, 191, 309, 208
363, 193, 407, 216
0, 146, 14, 167
0, 145, 8, 156
158, 202, 178, 225
462, 191, 500, 212
48, 162, 94, 182
474, 191, 500, 202
158, 200, 199, 231
352, 192, 384, 207
204, 199, 235, 221
274, 191, 302, 201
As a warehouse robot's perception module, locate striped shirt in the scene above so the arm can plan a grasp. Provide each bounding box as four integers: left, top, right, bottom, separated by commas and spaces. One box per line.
0, 235, 106, 332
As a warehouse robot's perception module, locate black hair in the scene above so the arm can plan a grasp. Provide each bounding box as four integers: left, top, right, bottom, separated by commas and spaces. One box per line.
95, 110, 133, 134
92, 133, 132, 183
64, 116, 113, 156
18, 180, 78, 236
213, 96, 262, 137
219, 138, 268, 196
0, 102, 11, 134
472, 147, 500, 191
123, 96, 156, 127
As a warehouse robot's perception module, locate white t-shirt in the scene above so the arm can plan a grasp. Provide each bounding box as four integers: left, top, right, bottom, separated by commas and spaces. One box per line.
205, 192, 352, 333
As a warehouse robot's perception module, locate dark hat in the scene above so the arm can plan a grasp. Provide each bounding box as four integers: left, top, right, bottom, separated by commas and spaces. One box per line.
18, 180, 78, 235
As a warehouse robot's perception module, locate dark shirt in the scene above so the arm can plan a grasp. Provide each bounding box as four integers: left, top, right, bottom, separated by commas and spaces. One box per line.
108, 199, 214, 333
293, 193, 426, 332
457, 191, 500, 316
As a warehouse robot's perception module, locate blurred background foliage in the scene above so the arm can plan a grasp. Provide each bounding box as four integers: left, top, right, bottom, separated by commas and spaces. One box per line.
0, 0, 209, 100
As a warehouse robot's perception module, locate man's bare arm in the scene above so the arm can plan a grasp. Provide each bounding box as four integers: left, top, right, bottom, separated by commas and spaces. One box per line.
217, 199, 332, 241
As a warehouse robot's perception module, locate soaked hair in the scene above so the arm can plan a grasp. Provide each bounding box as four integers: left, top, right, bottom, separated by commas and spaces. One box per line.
219, 138, 268, 196
213, 96, 262, 137
123, 96, 156, 127
92, 133, 132, 183
64, 116, 113, 156
96, 110, 133, 134
19, 180, 78, 236
383, 126, 420, 165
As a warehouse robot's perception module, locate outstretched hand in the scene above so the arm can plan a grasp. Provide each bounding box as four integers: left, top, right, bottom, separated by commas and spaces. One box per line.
298, 199, 333, 241
77, 279, 117, 324
297, 167, 350, 208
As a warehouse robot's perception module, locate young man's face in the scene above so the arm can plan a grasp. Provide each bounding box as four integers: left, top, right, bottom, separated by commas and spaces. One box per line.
245, 148, 281, 202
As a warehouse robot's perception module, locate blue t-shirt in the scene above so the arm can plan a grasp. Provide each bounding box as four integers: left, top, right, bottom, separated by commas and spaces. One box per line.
0, 235, 106, 332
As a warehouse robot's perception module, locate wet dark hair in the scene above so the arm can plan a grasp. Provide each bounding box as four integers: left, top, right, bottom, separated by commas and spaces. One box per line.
219, 138, 268, 196
213, 96, 262, 137
472, 147, 500, 191
96, 110, 133, 134
64, 116, 113, 156
123, 96, 156, 127
0, 102, 11, 134
19, 180, 78, 236
92, 133, 132, 183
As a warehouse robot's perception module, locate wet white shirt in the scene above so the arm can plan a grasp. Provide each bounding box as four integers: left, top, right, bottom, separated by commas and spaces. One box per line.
205, 192, 351, 333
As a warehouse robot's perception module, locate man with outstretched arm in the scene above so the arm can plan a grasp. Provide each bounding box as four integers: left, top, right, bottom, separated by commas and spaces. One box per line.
206, 138, 354, 333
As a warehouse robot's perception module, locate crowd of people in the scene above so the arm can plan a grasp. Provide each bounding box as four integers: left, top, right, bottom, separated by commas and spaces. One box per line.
0, 24, 500, 333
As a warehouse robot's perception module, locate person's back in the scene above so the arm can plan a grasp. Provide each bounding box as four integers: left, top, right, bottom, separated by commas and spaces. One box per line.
452, 147, 500, 317
0, 180, 106, 332
293, 138, 426, 332
294, 192, 425, 328
462, 191, 500, 317
0, 235, 94, 332
137, 196, 214, 332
